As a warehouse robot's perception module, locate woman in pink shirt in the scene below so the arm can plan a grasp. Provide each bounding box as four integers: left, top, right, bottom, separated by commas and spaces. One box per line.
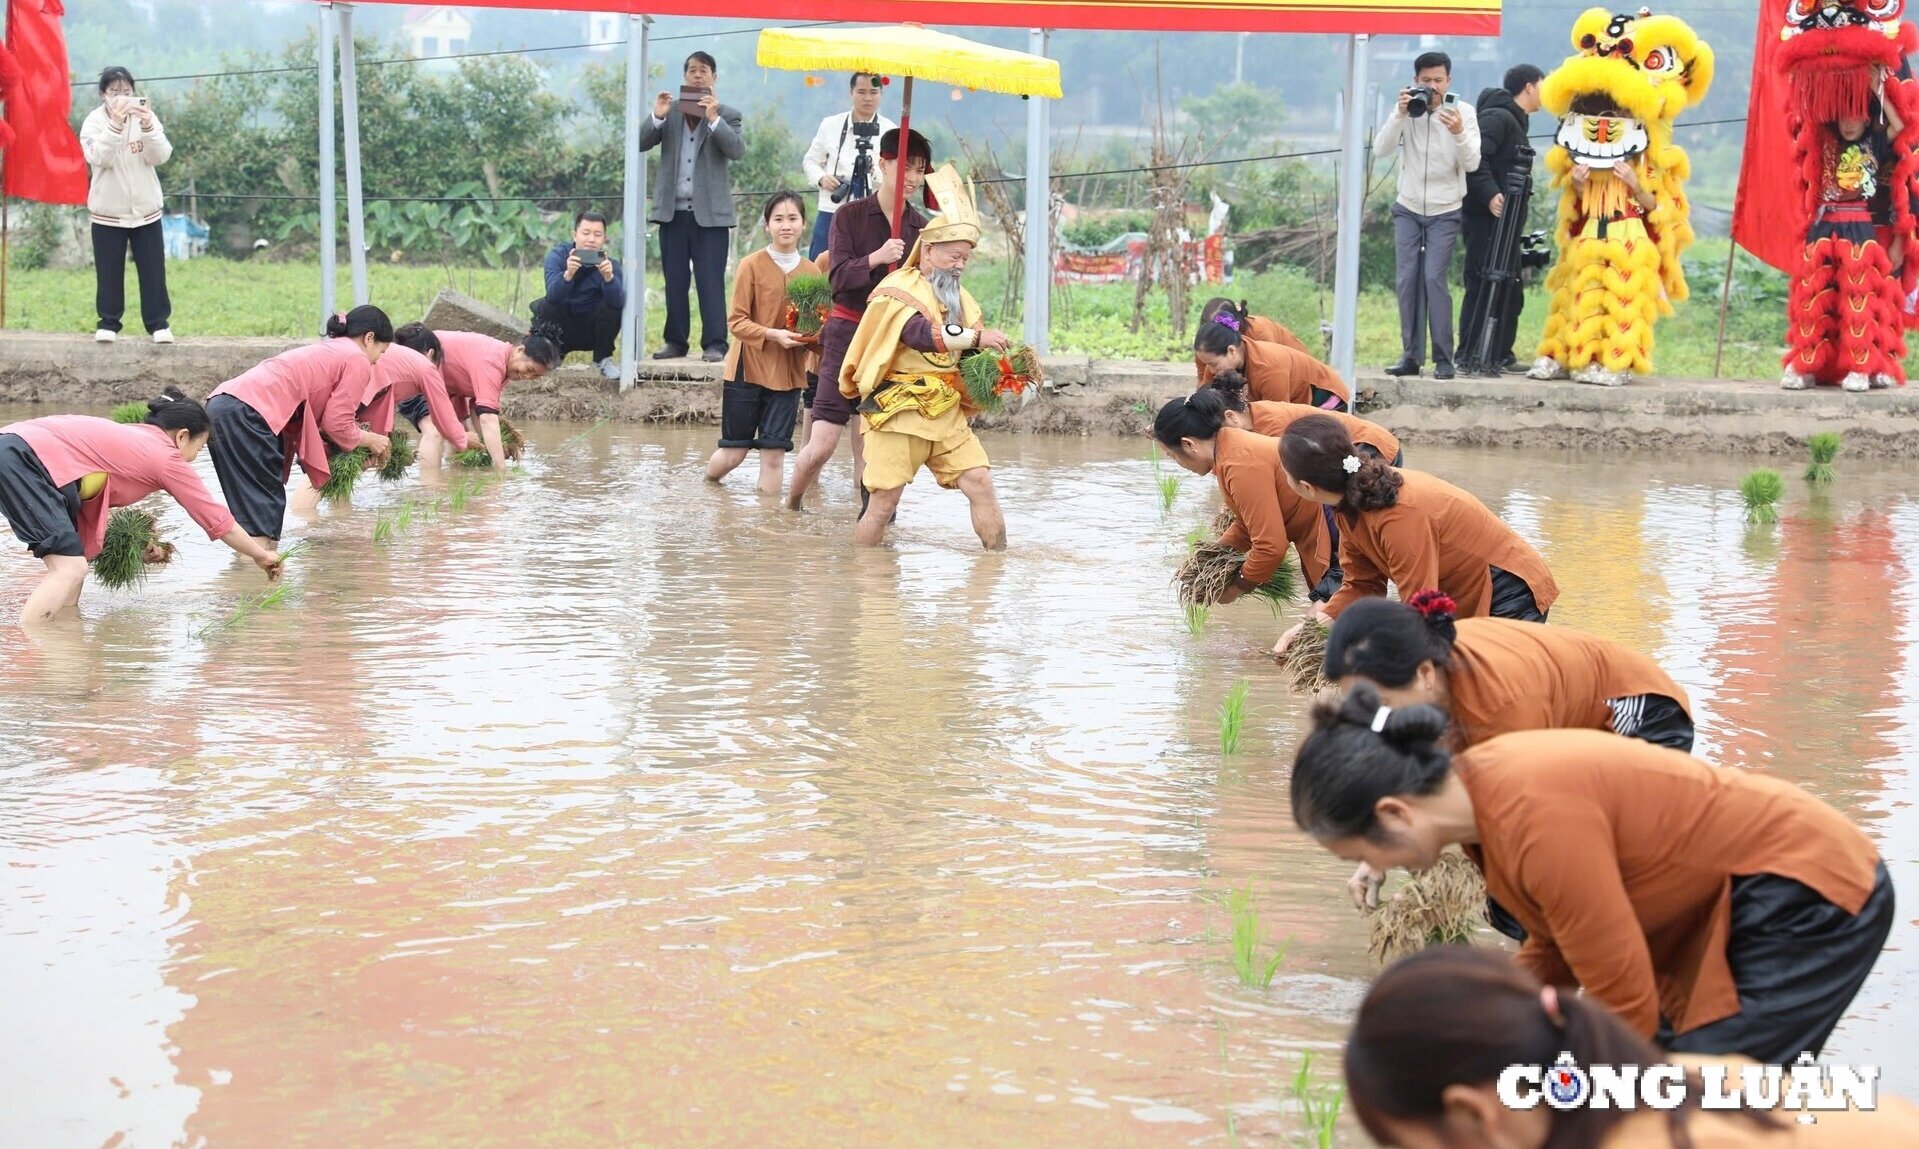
368, 323, 480, 453
0, 389, 285, 626
422, 322, 562, 469
207, 306, 393, 543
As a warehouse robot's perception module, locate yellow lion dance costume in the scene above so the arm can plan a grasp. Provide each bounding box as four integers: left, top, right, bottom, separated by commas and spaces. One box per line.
1528, 7, 1714, 386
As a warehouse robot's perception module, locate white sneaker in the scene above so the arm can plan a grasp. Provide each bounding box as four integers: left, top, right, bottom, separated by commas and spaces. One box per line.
1780, 371, 1812, 390
597, 357, 620, 381
94, 328, 117, 343
1572, 364, 1627, 387
152, 328, 174, 344
1525, 356, 1566, 381
1872, 373, 1897, 389
1842, 372, 1871, 392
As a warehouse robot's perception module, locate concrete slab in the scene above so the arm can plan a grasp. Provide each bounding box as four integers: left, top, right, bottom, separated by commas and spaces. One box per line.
419, 289, 529, 342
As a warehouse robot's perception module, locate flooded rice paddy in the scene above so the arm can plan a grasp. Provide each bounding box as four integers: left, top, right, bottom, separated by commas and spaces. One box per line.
2, 416, 1917, 1148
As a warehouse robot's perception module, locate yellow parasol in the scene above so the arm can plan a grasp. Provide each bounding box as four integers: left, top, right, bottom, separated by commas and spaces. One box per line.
757, 25, 1063, 242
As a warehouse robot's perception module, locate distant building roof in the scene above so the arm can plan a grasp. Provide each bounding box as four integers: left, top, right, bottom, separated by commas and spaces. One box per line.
402, 5, 472, 31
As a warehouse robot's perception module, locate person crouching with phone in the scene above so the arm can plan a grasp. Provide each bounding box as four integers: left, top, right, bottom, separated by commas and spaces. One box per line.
532, 209, 626, 380
80, 66, 174, 345
1374, 51, 1479, 381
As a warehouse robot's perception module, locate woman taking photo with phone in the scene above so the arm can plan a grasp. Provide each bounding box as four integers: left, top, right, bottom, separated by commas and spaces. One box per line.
79, 66, 173, 345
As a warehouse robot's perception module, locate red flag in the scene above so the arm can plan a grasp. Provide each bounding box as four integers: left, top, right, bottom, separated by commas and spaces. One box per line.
1732, 0, 1799, 275
2, 0, 90, 205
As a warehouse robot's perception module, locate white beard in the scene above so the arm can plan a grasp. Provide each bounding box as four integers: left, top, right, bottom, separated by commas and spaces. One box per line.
926, 268, 965, 323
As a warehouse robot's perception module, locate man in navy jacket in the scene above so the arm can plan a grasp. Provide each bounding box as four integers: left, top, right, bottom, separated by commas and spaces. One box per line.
532, 209, 626, 379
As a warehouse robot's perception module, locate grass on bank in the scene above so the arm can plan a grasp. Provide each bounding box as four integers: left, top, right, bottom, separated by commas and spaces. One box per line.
0, 238, 1845, 380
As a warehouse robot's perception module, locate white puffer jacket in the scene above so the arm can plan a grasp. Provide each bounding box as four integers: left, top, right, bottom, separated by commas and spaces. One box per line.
80, 104, 172, 228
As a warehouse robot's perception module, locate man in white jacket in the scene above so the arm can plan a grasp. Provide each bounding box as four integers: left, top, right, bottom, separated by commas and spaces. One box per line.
800, 74, 896, 259
79, 67, 174, 345
1374, 51, 1479, 380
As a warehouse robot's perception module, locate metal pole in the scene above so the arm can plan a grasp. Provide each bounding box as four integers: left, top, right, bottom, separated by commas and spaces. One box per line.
1712, 240, 1737, 378
318, 2, 337, 325
337, 2, 369, 306
1236, 33, 1246, 86
1023, 28, 1052, 355
619, 14, 651, 391
1330, 34, 1371, 386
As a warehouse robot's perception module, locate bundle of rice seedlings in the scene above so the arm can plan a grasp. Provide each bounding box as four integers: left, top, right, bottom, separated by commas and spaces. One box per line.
91, 508, 173, 589
110, 401, 149, 425
318, 447, 370, 505
1367, 849, 1487, 966
453, 419, 525, 467
1280, 615, 1332, 692
959, 346, 1043, 414
1173, 539, 1297, 610
1211, 506, 1237, 534
1805, 431, 1841, 486
378, 430, 416, 482
783, 272, 832, 336
1741, 468, 1784, 525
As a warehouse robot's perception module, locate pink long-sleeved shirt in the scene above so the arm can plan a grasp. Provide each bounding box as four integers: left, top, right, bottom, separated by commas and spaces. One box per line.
209, 338, 371, 486
436, 331, 513, 423
363, 344, 465, 443
1, 416, 238, 558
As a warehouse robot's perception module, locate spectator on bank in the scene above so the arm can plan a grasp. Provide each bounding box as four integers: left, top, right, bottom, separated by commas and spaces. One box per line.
79, 66, 173, 345
641, 51, 744, 364
801, 73, 897, 260
1374, 51, 1479, 381
1459, 64, 1544, 375
531, 210, 625, 380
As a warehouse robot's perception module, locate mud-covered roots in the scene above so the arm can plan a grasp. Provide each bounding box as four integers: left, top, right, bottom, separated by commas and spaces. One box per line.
1367, 850, 1487, 967
1280, 617, 1332, 693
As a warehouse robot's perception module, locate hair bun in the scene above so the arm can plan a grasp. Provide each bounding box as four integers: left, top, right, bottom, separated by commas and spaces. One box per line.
1379, 703, 1451, 747
1407, 590, 1456, 621
324, 314, 350, 338
528, 319, 565, 344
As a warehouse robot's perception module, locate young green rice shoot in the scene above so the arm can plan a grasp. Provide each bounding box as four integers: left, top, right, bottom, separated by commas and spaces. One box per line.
379, 430, 417, 481
110, 400, 149, 424
91, 508, 170, 589
195, 540, 310, 639
1741, 468, 1785, 525
1805, 431, 1841, 486
1218, 678, 1250, 756
1151, 449, 1182, 513
1183, 600, 1210, 634
1292, 1051, 1346, 1149
318, 447, 370, 505
1225, 883, 1288, 989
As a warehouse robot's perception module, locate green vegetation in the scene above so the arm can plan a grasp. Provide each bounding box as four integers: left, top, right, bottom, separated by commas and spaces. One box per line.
1218, 679, 1250, 756
1805, 431, 1841, 486
196, 540, 310, 639
1224, 883, 1288, 989
1741, 468, 1785, 525
1292, 1051, 1346, 1149
1183, 601, 1210, 635
91, 508, 169, 589
110, 401, 149, 425
379, 431, 417, 482
1151, 448, 1182, 513
318, 447, 369, 505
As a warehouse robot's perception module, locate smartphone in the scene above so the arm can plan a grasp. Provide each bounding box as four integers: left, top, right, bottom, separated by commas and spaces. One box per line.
1443, 92, 1458, 106
576, 247, 604, 268
678, 85, 708, 118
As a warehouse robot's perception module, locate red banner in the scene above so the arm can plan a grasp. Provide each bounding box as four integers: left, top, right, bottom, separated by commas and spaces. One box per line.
1730, 0, 1796, 275
2, 0, 90, 205
318, 0, 1500, 36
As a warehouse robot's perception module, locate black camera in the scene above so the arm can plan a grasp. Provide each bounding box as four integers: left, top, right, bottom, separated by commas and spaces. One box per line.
850, 119, 881, 141
1519, 231, 1551, 272
1405, 85, 1438, 118
576, 247, 605, 269
831, 120, 884, 205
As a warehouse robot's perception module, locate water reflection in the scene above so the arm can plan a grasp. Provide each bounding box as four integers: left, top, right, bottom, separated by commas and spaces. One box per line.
1, 423, 1916, 1148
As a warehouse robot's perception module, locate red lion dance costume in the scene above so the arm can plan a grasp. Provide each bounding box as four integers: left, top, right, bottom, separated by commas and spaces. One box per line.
1780, 0, 1919, 391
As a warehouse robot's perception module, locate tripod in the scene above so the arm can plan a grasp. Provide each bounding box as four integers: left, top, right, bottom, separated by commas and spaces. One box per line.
831, 132, 877, 205
1461, 146, 1536, 377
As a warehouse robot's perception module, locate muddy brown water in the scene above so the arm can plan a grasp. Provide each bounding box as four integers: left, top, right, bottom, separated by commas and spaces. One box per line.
2, 416, 1916, 1148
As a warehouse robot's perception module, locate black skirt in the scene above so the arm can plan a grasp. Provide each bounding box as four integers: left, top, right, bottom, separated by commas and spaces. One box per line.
0, 433, 84, 559
1488, 564, 1549, 623
207, 394, 288, 541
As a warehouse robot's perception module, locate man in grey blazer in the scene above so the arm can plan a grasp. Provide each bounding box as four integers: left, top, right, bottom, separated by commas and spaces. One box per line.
641, 51, 744, 362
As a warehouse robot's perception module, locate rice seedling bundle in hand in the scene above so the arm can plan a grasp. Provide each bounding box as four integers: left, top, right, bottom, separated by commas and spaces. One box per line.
1367, 849, 1487, 966
782, 273, 832, 337
1174, 540, 1297, 610
454, 419, 525, 467
959, 346, 1043, 415
378, 431, 416, 482
318, 446, 370, 505
110, 401, 149, 425
1805, 431, 1841, 487
1741, 468, 1784, 525
91, 508, 173, 589
1280, 616, 1332, 693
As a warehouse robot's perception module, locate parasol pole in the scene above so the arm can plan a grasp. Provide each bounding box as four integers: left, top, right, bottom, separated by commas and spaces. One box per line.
890, 76, 915, 248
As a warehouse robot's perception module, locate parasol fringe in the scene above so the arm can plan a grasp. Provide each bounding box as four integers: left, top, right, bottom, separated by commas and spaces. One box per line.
756, 27, 1063, 100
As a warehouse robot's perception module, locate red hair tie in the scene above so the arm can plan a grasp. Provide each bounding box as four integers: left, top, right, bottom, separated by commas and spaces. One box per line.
1407, 590, 1457, 619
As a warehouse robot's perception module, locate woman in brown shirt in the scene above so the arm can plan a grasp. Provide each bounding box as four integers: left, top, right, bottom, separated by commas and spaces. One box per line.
1152, 389, 1339, 612
705, 192, 820, 496
1193, 318, 1352, 411
1292, 684, 1894, 1065
1275, 414, 1558, 655
1344, 947, 1919, 1149
1205, 369, 1401, 464
1194, 298, 1312, 380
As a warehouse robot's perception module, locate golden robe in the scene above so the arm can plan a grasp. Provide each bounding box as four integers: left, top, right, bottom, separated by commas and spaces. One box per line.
838, 265, 987, 441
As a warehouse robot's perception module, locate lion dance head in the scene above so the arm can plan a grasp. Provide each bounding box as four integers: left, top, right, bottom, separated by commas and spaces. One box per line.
1779, 0, 1918, 125
1543, 6, 1714, 168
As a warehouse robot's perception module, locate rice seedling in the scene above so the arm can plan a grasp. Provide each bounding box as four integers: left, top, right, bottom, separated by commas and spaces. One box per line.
1150, 448, 1182, 513
195, 541, 310, 639
1183, 600, 1210, 634
373, 513, 395, 543
782, 272, 832, 336
1741, 468, 1785, 525
448, 475, 476, 511
110, 400, 149, 424
1805, 431, 1841, 486
90, 508, 173, 589
1292, 1052, 1346, 1149
1174, 542, 1297, 611
378, 430, 416, 481
1183, 520, 1209, 550
453, 418, 526, 467
1224, 883, 1288, 989
317, 447, 369, 505
1218, 678, 1250, 756
1280, 616, 1333, 693
959, 345, 1043, 414
1367, 848, 1486, 966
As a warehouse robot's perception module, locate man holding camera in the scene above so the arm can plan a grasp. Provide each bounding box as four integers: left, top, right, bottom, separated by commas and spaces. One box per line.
642, 51, 744, 363
801, 74, 897, 260
1460, 65, 1544, 376
1374, 51, 1479, 380
532, 210, 625, 379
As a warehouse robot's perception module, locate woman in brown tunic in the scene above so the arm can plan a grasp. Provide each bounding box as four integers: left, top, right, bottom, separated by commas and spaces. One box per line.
1275, 414, 1557, 654
1192, 319, 1351, 410
1292, 685, 1894, 1066
1194, 298, 1312, 378
1205, 369, 1401, 464
1344, 947, 1919, 1149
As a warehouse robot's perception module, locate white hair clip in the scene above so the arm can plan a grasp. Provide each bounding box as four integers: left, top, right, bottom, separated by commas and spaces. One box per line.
1343, 454, 1363, 474
1371, 705, 1392, 733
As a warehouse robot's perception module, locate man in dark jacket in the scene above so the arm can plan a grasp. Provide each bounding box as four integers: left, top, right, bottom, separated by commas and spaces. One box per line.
532, 209, 626, 380
1460, 64, 1543, 374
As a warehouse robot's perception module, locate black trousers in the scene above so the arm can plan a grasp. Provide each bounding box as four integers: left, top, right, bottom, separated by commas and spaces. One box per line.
659, 211, 730, 354
92, 220, 171, 334
530, 298, 621, 361
1458, 211, 1523, 367
1488, 565, 1549, 623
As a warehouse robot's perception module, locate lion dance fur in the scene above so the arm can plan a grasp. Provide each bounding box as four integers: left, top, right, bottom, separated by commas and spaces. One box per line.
1529, 7, 1714, 386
